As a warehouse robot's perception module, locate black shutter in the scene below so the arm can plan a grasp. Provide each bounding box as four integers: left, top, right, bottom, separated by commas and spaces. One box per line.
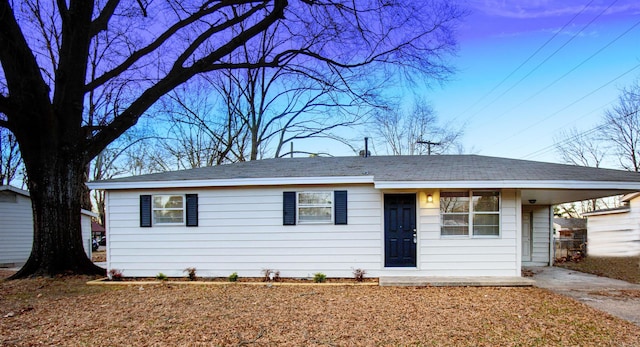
186, 194, 198, 227
283, 191, 296, 225
140, 195, 152, 227
334, 190, 348, 225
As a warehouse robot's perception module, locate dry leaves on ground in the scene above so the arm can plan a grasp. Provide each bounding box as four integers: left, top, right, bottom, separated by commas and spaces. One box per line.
1, 275, 639, 346
91, 250, 106, 263
557, 256, 640, 284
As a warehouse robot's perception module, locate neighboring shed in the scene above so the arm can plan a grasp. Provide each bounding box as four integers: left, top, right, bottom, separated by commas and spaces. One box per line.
0, 185, 95, 266
584, 193, 640, 257
92, 221, 105, 239
88, 155, 640, 279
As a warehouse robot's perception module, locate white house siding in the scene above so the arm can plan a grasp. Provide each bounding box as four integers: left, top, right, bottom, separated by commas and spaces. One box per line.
414, 189, 520, 277
106, 185, 383, 278
0, 192, 33, 266
80, 211, 95, 259
106, 186, 523, 278
587, 199, 640, 256
521, 205, 552, 266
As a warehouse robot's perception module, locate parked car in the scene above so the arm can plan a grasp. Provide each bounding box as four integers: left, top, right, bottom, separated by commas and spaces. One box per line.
92, 238, 100, 251
99, 236, 106, 246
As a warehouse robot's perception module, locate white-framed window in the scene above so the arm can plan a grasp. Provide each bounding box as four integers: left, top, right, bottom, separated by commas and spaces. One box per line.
297, 191, 333, 224
440, 190, 500, 237
152, 195, 185, 225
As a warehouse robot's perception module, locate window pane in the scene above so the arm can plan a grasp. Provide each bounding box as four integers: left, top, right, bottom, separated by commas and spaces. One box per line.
473, 225, 500, 236
153, 210, 184, 224
440, 192, 469, 213
153, 195, 184, 209
442, 214, 469, 226
298, 207, 332, 222
441, 214, 469, 236
442, 226, 469, 236
298, 192, 332, 205
473, 191, 499, 212
473, 214, 499, 236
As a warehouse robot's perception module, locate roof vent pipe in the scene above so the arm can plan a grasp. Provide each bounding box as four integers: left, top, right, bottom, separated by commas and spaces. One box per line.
359, 137, 371, 157
364, 137, 369, 158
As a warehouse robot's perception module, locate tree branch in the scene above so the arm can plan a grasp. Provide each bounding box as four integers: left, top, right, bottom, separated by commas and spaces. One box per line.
0, 0, 51, 115
86, 2, 222, 91
172, 2, 267, 70
86, 0, 288, 158
90, 0, 120, 36
56, 0, 68, 21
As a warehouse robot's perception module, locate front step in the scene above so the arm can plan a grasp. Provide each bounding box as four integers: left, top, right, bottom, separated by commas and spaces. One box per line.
379, 276, 535, 287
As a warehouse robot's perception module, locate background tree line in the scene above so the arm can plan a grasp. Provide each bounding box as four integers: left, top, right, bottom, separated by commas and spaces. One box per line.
554, 79, 640, 216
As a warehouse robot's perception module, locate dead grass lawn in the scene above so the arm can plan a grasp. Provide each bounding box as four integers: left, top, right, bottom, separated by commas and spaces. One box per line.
557, 256, 640, 284
92, 250, 106, 263
1, 274, 639, 346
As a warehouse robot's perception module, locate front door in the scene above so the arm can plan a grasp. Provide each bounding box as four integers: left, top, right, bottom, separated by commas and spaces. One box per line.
522, 210, 532, 262
384, 194, 417, 267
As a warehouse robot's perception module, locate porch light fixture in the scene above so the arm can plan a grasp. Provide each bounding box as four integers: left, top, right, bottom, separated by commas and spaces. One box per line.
427, 194, 433, 203
528, 199, 536, 204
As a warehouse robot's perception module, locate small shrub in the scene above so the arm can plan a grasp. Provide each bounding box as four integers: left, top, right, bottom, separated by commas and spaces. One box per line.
108, 269, 123, 281
155, 272, 168, 281
353, 268, 366, 282
228, 272, 239, 282
184, 267, 197, 281
313, 272, 326, 283
262, 269, 272, 282
262, 269, 280, 282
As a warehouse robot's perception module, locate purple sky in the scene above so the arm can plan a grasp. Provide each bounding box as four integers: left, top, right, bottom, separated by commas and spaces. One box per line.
426, 0, 640, 165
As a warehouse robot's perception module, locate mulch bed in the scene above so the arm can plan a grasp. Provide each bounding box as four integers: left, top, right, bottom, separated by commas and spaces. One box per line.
2, 275, 639, 346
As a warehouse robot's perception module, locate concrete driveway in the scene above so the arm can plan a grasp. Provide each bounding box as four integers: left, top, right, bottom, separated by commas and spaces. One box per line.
529, 266, 640, 326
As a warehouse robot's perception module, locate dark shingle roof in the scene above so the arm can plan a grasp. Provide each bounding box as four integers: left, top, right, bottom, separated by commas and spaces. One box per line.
94, 155, 640, 184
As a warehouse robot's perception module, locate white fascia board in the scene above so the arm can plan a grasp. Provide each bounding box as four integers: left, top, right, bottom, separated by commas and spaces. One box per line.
374, 180, 640, 190
0, 185, 30, 197
81, 209, 99, 218
87, 176, 375, 190
582, 208, 630, 217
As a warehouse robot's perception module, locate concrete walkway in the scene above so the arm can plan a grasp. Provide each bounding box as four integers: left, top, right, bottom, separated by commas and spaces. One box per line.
529, 266, 640, 326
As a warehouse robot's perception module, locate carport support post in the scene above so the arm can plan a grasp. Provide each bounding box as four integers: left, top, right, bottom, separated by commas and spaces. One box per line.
549, 207, 554, 266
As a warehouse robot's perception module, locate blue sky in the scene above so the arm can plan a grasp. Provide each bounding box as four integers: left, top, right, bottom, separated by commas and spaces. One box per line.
427, 0, 640, 165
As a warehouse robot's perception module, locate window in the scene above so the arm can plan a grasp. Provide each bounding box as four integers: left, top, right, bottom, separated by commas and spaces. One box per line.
152, 195, 185, 224
298, 191, 333, 224
440, 192, 469, 236
440, 191, 500, 237
283, 191, 347, 225
140, 194, 198, 227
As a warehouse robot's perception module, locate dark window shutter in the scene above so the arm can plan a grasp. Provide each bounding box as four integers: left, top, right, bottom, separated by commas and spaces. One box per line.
140, 195, 152, 227
334, 190, 348, 225
283, 191, 296, 225
186, 194, 198, 227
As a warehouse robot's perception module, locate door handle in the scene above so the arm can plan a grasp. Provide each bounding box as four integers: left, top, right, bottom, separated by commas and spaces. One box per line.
413, 233, 417, 244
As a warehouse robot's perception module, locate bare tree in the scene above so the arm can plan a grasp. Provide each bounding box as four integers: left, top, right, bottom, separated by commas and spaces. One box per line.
554, 127, 607, 168
0, 1, 465, 277
602, 81, 640, 172
553, 127, 609, 212
209, 21, 382, 160
372, 99, 464, 155
0, 127, 23, 186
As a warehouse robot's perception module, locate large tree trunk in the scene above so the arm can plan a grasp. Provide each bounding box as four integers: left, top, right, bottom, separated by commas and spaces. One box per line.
11, 145, 104, 278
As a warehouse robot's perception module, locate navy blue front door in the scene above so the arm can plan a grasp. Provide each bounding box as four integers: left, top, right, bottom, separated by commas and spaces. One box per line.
384, 194, 417, 267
